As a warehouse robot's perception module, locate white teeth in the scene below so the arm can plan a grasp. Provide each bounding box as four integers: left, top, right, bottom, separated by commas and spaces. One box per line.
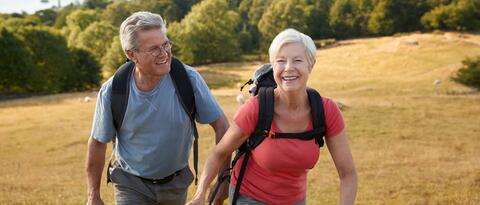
156, 58, 168, 64
282, 76, 298, 81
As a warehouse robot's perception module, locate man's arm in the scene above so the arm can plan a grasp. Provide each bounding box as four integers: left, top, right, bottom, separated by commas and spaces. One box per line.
85, 137, 107, 205
210, 114, 229, 143
208, 114, 230, 205
210, 114, 230, 170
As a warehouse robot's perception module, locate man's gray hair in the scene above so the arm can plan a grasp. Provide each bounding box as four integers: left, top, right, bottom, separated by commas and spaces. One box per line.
269, 28, 317, 69
119, 11, 167, 55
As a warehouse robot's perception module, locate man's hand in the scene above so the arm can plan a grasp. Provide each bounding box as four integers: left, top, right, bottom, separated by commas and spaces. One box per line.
85, 137, 107, 205
86, 193, 105, 205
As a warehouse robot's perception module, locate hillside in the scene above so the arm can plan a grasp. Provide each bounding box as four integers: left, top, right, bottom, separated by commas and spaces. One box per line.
0, 32, 479, 204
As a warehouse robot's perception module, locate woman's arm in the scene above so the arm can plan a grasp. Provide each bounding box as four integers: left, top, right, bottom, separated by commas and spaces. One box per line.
326, 130, 357, 205
187, 123, 249, 205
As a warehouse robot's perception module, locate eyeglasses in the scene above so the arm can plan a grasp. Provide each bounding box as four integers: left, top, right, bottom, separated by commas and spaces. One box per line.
136, 40, 173, 57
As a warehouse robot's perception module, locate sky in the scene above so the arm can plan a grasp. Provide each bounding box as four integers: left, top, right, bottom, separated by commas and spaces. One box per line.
0, 0, 84, 14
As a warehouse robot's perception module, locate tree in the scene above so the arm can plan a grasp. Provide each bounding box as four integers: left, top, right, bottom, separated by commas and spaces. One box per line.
17, 26, 74, 92
65, 9, 100, 31
75, 21, 117, 63
65, 9, 101, 45
102, 0, 196, 25
368, 0, 429, 35
132, 0, 188, 23
258, 0, 310, 48
0, 28, 35, 93
329, 0, 361, 38
402, 0, 431, 31
101, 36, 125, 78
83, 0, 110, 9
368, 0, 396, 35
327, 0, 375, 38
34, 9, 57, 26
241, 0, 272, 26
102, 1, 134, 27
237, 0, 272, 52
169, 0, 240, 64
53, 4, 78, 28
172, 0, 199, 17
427, 0, 455, 7
305, 0, 335, 38
421, 0, 480, 31
238, 26, 255, 53
68, 48, 101, 91
0, 16, 41, 28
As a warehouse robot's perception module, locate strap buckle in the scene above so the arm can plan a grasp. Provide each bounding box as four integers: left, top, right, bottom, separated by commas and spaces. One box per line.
267, 130, 275, 138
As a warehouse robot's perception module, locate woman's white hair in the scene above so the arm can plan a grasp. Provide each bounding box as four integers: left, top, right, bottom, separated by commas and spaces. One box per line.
269, 28, 317, 69
119, 11, 167, 55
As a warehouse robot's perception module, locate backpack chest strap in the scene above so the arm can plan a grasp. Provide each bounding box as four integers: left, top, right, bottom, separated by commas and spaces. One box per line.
252, 127, 326, 147
270, 127, 325, 140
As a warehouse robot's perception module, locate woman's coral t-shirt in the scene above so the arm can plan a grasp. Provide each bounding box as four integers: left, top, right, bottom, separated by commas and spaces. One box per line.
230, 95, 345, 205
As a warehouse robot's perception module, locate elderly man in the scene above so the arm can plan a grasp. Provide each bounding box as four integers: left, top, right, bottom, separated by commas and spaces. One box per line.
86, 11, 229, 205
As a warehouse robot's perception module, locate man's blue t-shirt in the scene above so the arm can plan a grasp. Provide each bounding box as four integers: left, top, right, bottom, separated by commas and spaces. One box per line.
91, 64, 223, 179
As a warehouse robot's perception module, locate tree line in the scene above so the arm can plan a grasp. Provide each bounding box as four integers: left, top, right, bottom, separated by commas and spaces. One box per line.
1, 0, 479, 94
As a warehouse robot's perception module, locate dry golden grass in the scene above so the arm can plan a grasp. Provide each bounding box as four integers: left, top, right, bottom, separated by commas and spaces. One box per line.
1, 32, 479, 204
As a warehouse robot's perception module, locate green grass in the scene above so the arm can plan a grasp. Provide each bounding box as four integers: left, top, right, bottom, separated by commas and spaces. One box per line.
1, 32, 479, 204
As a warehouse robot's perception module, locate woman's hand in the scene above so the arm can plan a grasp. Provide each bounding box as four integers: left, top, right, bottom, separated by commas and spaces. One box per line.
208, 180, 229, 205
185, 192, 206, 205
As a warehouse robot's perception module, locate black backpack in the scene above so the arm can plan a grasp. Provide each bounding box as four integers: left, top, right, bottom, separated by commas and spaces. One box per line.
107, 57, 200, 184
209, 64, 327, 205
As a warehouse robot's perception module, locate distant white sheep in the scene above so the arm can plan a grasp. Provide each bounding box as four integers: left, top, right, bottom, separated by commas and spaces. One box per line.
83, 96, 92, 103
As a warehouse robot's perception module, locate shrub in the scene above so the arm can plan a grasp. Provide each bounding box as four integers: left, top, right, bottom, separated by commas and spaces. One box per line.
452, 56, 480, 90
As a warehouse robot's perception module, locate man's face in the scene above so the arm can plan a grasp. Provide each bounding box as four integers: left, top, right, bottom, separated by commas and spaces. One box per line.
130, 28, 172, 77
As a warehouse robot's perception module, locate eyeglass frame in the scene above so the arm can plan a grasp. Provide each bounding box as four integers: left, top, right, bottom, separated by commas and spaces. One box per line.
134, 40, 173, 57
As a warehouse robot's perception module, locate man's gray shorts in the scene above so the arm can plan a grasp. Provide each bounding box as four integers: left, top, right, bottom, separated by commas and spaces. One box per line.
109, 166, 193, 205
228, 184, 306, 205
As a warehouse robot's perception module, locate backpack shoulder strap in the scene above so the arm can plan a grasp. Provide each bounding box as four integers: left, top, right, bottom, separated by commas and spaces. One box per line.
247, 86, 274, 149
108, 60, 134, 184
169, 57, 200, 184
307, 88, 326, 147
111, 61, 135, 131
231, 86, 275, 167
231, 86, 275, 205
170, 57, 196, 117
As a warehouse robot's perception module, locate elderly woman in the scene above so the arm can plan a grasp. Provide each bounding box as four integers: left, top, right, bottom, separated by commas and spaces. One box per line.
187, 28, 357, 205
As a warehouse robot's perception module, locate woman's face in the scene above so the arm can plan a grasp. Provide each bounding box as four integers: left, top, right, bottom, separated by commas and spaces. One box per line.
273, 42, 311, 93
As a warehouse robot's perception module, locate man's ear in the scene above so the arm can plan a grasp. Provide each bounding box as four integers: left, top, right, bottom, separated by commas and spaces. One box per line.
126, 50, 137, 63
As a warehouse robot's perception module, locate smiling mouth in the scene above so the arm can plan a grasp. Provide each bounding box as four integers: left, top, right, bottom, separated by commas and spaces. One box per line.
282, 76, 299, 81
155, 56, 169, 64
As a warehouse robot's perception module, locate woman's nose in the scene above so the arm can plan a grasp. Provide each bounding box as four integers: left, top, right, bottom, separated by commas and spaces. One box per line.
285, 60, 294, 71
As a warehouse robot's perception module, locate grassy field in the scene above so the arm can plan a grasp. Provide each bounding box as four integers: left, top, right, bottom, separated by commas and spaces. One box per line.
1, 32, 479, 204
